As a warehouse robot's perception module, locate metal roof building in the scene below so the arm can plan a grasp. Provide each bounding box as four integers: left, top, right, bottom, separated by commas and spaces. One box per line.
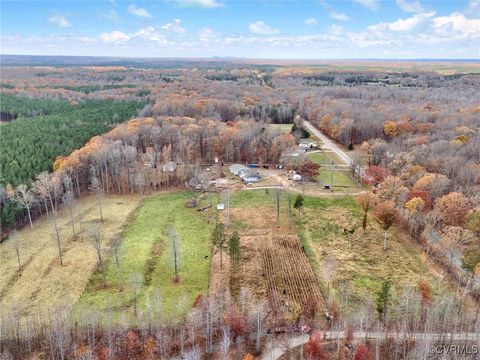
229, 164, 248, 175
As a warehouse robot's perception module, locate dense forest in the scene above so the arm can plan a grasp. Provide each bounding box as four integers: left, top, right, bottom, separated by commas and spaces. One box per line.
0, 60, 479, 360
0, 94, 145, 186
0, 94, 145, 230
1, 64, 479, 274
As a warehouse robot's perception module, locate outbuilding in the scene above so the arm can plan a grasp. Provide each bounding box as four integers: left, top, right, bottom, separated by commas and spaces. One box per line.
243, 176, 260, 183
229, 164, 248, 175
242, 170, 261, 183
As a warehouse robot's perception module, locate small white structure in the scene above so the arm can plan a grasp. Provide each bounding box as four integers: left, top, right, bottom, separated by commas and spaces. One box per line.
293, 174, 302, 182
217, 203, 225, 210
283, 148, 306, 158
299, 142, 318, 149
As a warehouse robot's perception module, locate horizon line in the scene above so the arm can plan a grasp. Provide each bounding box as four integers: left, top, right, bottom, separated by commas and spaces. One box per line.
1, 54, 479, 63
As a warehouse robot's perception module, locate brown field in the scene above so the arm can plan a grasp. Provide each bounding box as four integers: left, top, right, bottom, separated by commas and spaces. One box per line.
261, 234, 323, 307
296, 197, 454, 304
227, 200, 324, 313
0, 195, 141, 319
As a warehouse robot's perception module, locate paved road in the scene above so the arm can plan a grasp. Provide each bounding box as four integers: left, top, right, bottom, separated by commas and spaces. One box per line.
261, 331, 480, 360
303, 121, 354, 167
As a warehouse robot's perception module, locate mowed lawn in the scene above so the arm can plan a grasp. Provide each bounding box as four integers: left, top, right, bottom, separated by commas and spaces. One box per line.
74, 191, 214, 323
295, 196, 448, 306
307, 151, 360, 192
0, 195, 141, 319
317, 169, 358, 189
307, 151, 341, 165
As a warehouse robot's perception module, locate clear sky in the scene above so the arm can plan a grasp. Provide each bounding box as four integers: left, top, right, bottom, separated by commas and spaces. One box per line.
1, 0, 479, 59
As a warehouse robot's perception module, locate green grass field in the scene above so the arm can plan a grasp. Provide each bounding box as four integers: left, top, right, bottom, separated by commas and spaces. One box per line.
317, 169, 358, 189
74, 191, 215, 323
308, 150, 352, 168
307, 151, 331, 165
307, 151, 360, 191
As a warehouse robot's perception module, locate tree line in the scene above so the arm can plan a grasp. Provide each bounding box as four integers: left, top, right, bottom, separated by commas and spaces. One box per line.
0, 116, 297, 236
1, 271, 477, 359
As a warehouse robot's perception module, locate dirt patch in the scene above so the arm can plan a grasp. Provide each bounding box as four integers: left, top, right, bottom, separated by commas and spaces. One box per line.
209, 247, 232, 299
144, 239, 163, 286
221, 204, 324, 313
230, 206, 294, 235
262, 234, 323, 307
237, 233, 269, 300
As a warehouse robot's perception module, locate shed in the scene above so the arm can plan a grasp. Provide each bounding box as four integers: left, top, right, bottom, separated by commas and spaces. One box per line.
217, 203, 225, 210
242, 171, 260, 183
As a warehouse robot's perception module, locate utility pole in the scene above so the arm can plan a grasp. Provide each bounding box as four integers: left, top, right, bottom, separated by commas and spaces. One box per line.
330, 160, 334, 191
225, 186, 230, 228
287, 194, 293, 229
276, 188, 280, 228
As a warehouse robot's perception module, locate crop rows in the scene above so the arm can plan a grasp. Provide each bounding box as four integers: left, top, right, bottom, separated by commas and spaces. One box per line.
260, 234, 323, 309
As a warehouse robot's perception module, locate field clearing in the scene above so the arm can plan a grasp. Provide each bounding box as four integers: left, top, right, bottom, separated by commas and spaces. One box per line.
295, 196, 449, 306
307, 151, 361, 192
228, 190, 323, 313
0, 195, 141, 318
74, 191, 215, 323
317, 169, 359, 191
270, 123, 293, 133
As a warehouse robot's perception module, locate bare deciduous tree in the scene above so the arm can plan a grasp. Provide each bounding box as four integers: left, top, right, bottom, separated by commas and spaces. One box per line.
89, 165, 103, 221
219, 326, 231, 360
63, 175, 76, 238
51, 214, 63, 266
12, 184, 35, 228
165, 223, 182, 282
11, 230, 21, 272
251, 301, 268, 354
129, 272, 144, 318
89, 224, 106, 287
